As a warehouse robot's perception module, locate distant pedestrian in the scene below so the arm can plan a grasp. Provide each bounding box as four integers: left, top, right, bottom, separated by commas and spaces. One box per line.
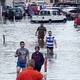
46, 31, 57, 58
27, 4, 33, 19
15, 41, 29, 76
35, 23, 46, 48
16, 59, 43, 80
31, 46, 44, 72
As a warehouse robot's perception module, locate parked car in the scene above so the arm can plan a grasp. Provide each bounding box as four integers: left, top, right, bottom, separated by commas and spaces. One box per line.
14, 2, 27, 13
7, 8, 14, 21
62, 7, 80, 20
45, 6, 65, 15
74, 15, 80, 28
15, 6, 26, 17
68, 8, 80, 20
53, 2, 80, 7
13, 7, 23, 20
27, 3, 40, 15
14, 2, 27, 8
2, 6, 12, 19
31, 9, 67, 23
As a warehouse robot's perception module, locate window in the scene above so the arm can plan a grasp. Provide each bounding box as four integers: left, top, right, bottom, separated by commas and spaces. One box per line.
53, 11, 59, 15
40, 11, 50, 15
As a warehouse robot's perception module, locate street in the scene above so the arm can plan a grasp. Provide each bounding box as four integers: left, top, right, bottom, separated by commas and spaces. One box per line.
0, 20, 80, 80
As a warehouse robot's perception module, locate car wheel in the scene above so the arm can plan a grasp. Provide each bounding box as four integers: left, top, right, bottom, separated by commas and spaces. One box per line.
49, 19, 52, 23
63, 19, 67, 23
31, 20, 36, 23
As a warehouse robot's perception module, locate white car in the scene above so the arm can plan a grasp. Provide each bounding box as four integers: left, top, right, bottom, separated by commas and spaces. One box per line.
31, 9, 67, 23
62, 7, 79, 20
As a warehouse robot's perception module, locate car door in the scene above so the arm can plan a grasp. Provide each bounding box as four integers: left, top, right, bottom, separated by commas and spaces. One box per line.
52, 10, 64, 21
52, 10, 59, 20
40, 10, 50, 21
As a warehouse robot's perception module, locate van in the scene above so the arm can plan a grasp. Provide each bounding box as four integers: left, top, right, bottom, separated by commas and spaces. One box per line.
31, 9, 67, 23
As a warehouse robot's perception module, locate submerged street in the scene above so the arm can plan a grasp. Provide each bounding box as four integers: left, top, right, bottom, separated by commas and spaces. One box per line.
0, 20, 80, 80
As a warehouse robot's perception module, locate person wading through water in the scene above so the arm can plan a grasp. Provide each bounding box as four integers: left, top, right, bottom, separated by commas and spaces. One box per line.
31, 46, 44, 72
15, 41, 29, 76
46, 31, 57, 60
35, 23, 46, 48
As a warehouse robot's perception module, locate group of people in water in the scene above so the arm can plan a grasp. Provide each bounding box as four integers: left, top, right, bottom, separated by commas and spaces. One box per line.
15, 23, 57, 80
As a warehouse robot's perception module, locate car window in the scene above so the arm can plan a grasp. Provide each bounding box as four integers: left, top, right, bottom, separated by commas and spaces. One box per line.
31, 4, 37, 6
52, 11, 59, 15
40, 11, 50, 15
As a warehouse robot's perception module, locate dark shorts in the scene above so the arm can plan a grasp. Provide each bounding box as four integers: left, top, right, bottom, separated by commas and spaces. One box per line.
47, 47, 53, 49
17, 62, 26, 68
47, 47, 54, 58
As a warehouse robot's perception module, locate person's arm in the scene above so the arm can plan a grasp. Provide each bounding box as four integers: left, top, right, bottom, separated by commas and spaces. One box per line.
15, 49, 18, 57
54, 39, 57, 48
41, 53, 44, 65
26, 49, 29, 60
44, 27, 47, 36
44, 36, 47, 48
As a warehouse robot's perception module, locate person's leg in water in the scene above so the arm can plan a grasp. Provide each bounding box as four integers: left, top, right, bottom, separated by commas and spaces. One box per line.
16, 62, 26, 76
17, 67, 21, 76
50, 47, 54, 57
47, 48, 49, 58
40, 38, 44, 48
49, 47, 57, 59
34, 64, 42, 72
38, 38, 44, 48
47, 47, 54, 59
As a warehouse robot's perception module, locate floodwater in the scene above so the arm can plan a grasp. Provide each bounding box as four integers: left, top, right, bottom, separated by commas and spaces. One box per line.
0, 20, 80, 80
